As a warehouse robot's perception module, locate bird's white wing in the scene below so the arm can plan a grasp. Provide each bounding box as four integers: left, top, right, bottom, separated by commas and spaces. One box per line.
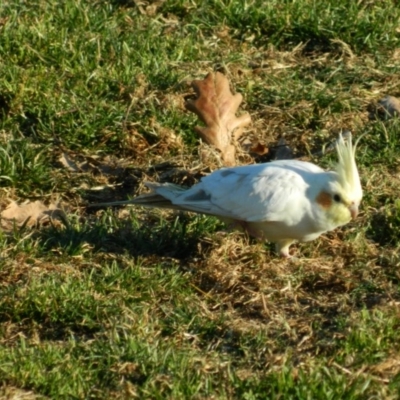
173, 160, 323, 222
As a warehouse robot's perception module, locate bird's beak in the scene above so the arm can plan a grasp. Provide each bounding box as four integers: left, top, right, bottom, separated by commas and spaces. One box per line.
349, 203, 359, 219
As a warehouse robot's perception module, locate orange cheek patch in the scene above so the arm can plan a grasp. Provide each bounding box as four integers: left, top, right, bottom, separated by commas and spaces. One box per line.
316, 191, 332, 209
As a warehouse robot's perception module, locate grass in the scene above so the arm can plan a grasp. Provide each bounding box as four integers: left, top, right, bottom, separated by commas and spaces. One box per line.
1, 0, 400, 398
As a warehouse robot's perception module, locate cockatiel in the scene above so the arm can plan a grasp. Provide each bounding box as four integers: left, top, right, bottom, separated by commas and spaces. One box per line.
93, 134, 362, 257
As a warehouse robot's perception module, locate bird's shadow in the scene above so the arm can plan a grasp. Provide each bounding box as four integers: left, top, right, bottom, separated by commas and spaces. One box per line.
36, 210, 218, 260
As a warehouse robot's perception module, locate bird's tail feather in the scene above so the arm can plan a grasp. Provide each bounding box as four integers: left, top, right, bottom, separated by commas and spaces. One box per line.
90, 182, 232, 217
89, 182, 189, 211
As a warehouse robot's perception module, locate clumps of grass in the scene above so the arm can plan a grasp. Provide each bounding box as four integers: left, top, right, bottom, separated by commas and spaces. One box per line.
367, 200, 400, 247
0, 137, 52, 195
160, 0, 400, 53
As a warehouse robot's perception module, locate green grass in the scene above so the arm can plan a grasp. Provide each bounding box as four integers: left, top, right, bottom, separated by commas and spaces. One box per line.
1, 0, 400, 398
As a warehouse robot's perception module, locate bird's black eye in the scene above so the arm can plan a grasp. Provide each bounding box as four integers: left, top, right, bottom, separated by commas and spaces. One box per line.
333, 194, 341, 202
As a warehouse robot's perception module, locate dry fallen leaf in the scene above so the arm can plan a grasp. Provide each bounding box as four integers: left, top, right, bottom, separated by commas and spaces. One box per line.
58, 150, 135, 177
249, 142, 269, 156
1, 200, 66, 229
185, 72, 252, 166
58, 152, 81, 172
149, 116, 184, 150
371, 355, 400, 376
58, 151, 95, 173
369, 95, 400, 120
133, 0, 166, 16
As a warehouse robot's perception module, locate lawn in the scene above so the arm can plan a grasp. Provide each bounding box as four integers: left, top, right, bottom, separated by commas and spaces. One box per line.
1, 0, 400, 398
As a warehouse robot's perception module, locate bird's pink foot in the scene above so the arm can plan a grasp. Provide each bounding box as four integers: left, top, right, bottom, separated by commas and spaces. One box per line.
276, 240, 295, 258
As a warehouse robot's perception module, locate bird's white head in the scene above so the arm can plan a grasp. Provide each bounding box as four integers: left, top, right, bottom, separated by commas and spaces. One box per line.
315, 132, 363, 227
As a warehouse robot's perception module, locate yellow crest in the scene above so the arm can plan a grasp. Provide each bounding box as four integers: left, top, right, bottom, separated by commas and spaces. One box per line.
335, 132, 363, 200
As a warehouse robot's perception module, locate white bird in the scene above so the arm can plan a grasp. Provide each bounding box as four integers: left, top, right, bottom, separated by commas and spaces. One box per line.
94, 134, 363, 257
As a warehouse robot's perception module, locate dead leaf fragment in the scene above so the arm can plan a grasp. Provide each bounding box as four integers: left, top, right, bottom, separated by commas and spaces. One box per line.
371, 355, 400, 376
58, 150, 137, 177
133, 0, 166, 16
1, 200, 66, 229
369, 95, 400, 120
185, 72, 252, 166
0, 386, 43, 400
249, 142, 269, 156
58, 152, 81, 172
149, 117, 184, 150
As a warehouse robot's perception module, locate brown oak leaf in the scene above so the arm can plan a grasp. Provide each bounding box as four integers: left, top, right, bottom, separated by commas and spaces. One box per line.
1, 200, 66, 229
185, 72, 252, 166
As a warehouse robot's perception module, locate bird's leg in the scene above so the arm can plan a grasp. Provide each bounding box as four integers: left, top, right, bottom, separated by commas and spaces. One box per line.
228, 221, 295, 259
223, 220, 243, 234
227, 220, 264, 240
275, 240, 295, 258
